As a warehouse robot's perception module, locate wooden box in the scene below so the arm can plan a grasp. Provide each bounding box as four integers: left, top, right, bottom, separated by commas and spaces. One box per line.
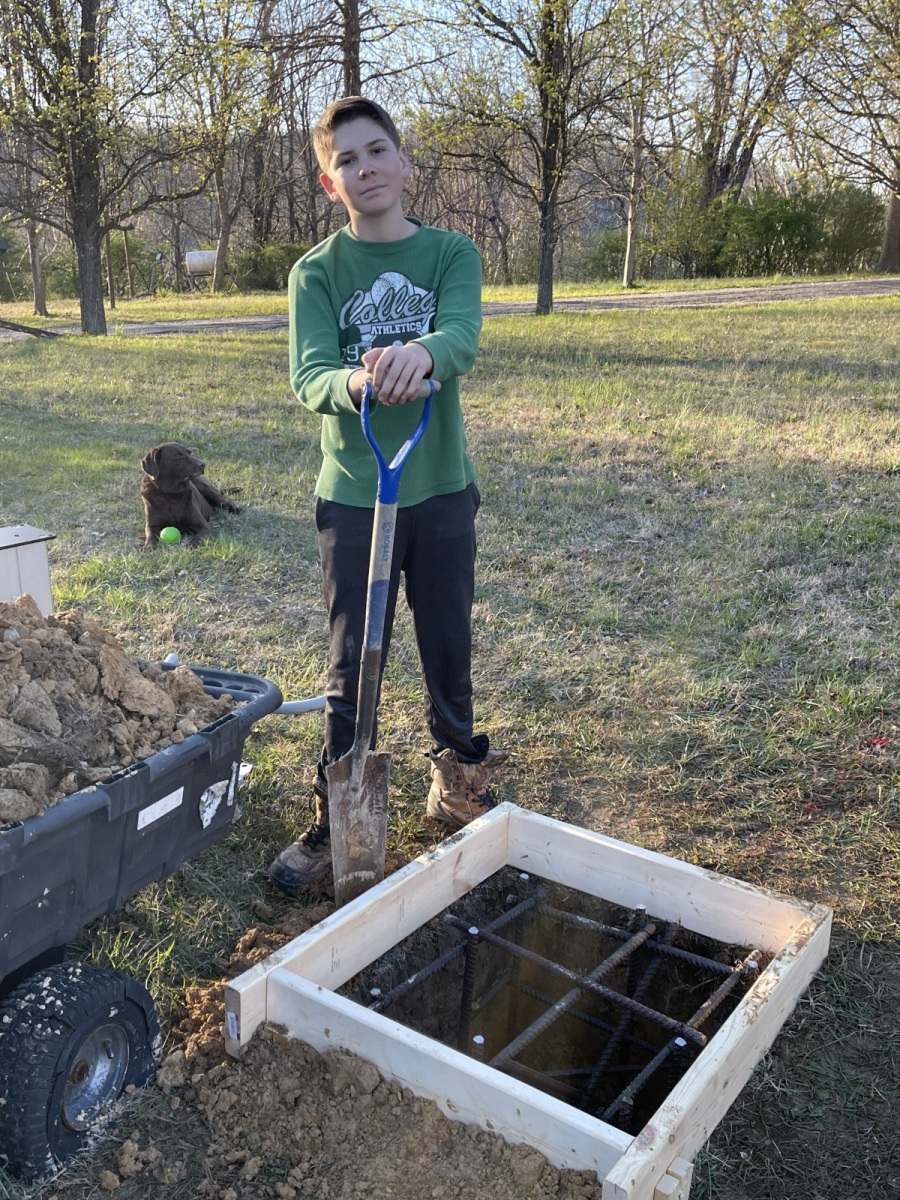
226, 805, 831, 1200
0, 525, 55, 616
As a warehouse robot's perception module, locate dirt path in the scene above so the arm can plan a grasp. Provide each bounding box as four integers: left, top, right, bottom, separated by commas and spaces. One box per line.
3, 277, 898, 340
484, 274, 900, 316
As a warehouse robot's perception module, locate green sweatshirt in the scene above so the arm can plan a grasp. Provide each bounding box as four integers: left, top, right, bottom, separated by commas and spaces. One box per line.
288, 219, 482, 507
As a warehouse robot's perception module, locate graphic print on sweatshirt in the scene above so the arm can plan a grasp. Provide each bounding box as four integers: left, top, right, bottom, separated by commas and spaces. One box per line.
339, 271, 437, 365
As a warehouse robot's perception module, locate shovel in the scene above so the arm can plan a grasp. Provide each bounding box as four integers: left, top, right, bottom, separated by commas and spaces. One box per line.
328, 380, 435, 907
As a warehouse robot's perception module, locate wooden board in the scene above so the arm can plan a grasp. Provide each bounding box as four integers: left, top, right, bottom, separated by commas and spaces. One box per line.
225, 806, 509, 1051
602, 906, 832, 1200
226, 802, 832, 1198
506, 807, 817, 953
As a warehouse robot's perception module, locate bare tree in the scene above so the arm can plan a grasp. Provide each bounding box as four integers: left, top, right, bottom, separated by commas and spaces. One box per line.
405, 132, 531, 281
591, 0, 688, 286
690, 0, 819, 204
418, 0, 619, 313
794, 0, 900, 271
0, 0, 206, 332
678, 0, 824, 273
158, 0, 281, 292
243, 0, 340, 247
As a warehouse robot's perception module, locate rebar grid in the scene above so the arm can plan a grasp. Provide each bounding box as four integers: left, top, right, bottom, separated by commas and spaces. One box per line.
356, 881, 761, 1132
579, 922, 679, 1110
539, 903, 740, 977
485, 921, 660, 1069
366, 888, 544, 1014
443, 913, 708, 1048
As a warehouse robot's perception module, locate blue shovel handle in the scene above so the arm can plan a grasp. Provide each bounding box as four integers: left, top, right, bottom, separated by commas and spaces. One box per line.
360, 381, 435, 504
352, 380, 434, 755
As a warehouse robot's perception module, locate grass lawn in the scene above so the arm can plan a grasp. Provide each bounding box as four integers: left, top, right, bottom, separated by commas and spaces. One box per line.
1, 294, 899, 1198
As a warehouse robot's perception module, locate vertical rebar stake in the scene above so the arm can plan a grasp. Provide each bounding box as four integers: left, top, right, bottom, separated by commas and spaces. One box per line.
506, 873, 531, 1042
457, 927, 481, 1051
624, 905, 648, 999
471, 1034, 485, 1062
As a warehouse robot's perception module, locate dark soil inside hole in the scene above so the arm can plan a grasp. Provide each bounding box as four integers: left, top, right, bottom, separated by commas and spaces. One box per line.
338, 867, 768, 1134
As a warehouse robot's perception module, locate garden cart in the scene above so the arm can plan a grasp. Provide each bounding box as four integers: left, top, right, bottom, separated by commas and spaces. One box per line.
0, 664, 282, 1181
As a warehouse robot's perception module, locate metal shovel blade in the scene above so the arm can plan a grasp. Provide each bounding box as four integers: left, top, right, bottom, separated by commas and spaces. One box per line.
327, 749, 391, 907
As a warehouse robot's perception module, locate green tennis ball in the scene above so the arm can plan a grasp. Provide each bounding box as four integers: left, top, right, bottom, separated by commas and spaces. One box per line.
159, 526, 182, 545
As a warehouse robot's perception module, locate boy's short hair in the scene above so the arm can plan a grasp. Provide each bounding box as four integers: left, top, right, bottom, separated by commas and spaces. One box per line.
313, 97, 402, 170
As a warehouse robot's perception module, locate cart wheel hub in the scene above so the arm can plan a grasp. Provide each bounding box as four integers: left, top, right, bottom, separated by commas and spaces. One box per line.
67, 1059, 90, 1085
62, 1022, 130, 1131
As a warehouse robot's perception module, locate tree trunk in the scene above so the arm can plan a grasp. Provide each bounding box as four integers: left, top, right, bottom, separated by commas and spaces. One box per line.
213, 166, 232, 293
105, 229, 116, 309
72, 165, 106, 333
26, 224, 47, 316
252, 138, 269, 244
70, 0, 107, 334
486, 198, 513, 285
74, 226, 107, 335
875, 190, 900, 272
622, 198, 637, 288
534, 0, 564, 316
622, 116, 643, 288
535, 197, 556, 315
170, 215, 185, 291
123, 228, 136, 298
340, 0, 361, 95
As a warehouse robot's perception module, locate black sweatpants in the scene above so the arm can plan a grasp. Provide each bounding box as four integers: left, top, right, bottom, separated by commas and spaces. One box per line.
315, 482, 487, 794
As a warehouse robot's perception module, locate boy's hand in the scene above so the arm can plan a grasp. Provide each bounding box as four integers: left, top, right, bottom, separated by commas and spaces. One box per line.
364, 343, 437, 406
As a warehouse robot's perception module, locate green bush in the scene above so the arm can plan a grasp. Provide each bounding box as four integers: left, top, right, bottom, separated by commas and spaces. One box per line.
583, 229, 628, 281
642, 182, 884, 279
719, 189, 823, 276
817, 185, 884, 272
233, 241, 308, 291
105, 230, 161, 296
41, 241, 80, 299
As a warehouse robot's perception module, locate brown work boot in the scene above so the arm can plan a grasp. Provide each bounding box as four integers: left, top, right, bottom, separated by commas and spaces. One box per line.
269, 788, 331, 893
426, 747, 510, 829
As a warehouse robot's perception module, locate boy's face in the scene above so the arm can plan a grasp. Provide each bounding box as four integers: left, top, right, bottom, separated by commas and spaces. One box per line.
319, 117, 410, 221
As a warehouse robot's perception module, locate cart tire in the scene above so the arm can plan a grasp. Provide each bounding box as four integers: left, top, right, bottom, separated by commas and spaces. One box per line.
0, 962, 161, 1181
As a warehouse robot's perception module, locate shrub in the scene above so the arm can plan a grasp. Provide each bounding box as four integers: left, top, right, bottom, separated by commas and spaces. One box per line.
583, 230, 628, 281
817, 185, 884, 272
41, 241, 80, 299
719, 189, 823, 276
233, 241, 308, 291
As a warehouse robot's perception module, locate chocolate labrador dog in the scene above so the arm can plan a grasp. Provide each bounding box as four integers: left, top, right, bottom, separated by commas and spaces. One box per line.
141, 442, 241, 547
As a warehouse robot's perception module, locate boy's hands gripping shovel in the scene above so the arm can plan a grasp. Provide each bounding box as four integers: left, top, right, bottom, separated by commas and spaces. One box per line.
328, 381, 435, 907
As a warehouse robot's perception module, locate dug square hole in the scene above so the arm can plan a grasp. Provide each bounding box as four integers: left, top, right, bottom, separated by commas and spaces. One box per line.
226, 805, 831, 1200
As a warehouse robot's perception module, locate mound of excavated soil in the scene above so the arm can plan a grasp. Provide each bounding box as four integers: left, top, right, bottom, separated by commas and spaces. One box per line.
103, 901, 602, 1200
0, 594, 234, 823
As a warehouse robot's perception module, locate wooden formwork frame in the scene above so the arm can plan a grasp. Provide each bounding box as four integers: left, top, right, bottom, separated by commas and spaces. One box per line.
226, 805, 831, 1200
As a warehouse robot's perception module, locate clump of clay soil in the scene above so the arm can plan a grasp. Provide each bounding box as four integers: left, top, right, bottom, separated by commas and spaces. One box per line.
0, 594, 234, 823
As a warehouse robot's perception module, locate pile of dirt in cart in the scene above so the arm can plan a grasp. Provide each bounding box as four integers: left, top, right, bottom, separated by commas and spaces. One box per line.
0, 593, 234, 823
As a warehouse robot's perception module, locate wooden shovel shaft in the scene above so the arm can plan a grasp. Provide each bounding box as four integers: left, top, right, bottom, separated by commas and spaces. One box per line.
354, 495, 397, 762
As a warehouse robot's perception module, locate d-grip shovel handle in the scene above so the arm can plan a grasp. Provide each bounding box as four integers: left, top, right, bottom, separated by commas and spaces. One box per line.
353, 380, 434, 754
360, 380, 435, 504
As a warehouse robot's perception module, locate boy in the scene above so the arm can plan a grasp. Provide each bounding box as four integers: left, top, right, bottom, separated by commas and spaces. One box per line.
269, 96, 508, 894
